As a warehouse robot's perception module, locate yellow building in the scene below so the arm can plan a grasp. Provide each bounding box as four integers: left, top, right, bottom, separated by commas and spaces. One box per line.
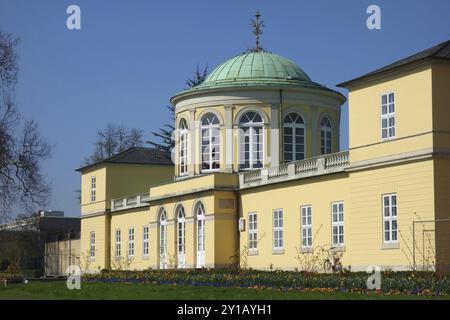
78, 40, 450, 273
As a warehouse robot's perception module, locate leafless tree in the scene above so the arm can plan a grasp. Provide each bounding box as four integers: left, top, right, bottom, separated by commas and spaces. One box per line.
0, 30, 52, 223
84, 123, 144, 165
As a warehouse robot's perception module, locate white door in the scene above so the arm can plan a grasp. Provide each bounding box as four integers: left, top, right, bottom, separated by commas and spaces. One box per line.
177, 218, 185, 268
196, 213, 205, 268
159, 220, 167, 269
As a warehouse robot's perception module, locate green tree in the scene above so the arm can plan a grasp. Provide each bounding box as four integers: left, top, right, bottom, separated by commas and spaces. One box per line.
147, 64, 208, 152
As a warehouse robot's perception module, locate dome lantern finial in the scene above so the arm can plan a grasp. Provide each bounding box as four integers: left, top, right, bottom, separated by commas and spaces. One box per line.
250, 10, 266, 52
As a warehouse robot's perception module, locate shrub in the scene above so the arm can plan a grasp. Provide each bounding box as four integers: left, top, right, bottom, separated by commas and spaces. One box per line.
0, 272, 24, 284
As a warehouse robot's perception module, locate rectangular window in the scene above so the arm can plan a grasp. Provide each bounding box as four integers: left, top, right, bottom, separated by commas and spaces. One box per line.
90, 176, 96, 202
381, 92, 396, 140
273, 209, 283, 250
383, 194, 398, 244
248, 212, 258, 250
115, 229, 121, 257
332, 202, 344, 247
90, 232, 95, 258
128, 227, 135, 258
301, 206, 312, 249
143, 225, 149, 257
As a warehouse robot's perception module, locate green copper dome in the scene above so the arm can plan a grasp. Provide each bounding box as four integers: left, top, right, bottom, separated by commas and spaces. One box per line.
204, 52, 312, 84
172, 51, 341, 102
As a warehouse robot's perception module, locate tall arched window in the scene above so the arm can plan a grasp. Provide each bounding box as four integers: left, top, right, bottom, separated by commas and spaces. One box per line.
179, 119, 189, 176
158, 208, 168, 269
283, 112, 305, 162
176, 205, 186, 268
239, 111, 264, 170
320, 117, 332, 155
201, 113, 220, 172
195, 202, 206, 268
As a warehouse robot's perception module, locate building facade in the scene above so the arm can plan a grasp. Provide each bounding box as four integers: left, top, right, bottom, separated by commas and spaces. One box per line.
78, 41, 450, 273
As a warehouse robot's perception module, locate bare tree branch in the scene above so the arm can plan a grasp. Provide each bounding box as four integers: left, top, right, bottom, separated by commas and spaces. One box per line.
0, 31, 51, 222
84, 124, 144, 165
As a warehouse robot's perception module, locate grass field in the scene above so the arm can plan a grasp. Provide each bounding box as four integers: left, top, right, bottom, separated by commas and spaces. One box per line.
0, 281, 449, 300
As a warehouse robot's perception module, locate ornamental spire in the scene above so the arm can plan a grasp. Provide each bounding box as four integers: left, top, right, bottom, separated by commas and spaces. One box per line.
250, 10, 266, 52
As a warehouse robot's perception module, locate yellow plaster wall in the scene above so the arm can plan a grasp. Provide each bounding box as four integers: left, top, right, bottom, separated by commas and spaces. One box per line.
431, 62, 450, 150
348, 64, 433, 163
80, 167, 107, 215
239, 173, 349, 270
239, 159, 436, 271
80, 215, 110, 272
433, 157, 450, 270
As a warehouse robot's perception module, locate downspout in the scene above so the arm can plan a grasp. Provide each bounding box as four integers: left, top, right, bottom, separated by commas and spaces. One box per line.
279, 89, 283, 163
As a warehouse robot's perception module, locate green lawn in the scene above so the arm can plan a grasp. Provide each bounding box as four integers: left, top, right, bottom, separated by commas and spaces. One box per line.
0, 281, 449, 300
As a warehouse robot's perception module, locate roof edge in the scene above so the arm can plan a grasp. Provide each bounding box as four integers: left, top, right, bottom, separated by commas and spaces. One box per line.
338, 40, 450, 88
75, 147, 173, 173
171, 82, 346, 105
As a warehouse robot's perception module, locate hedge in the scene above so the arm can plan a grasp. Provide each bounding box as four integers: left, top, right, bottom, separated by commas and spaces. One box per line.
83, 269, 450, 295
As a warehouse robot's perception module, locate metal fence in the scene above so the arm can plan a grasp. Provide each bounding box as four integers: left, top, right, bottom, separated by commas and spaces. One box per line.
44, 238, 80, 277
412, 218, 450, 271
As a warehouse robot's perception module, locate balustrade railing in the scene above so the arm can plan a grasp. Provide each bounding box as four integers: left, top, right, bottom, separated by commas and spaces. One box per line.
111, 193, 150, 211
240, 151, 349, 188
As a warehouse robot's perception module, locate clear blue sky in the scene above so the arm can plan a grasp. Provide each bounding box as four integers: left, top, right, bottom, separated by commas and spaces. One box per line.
0, 0, 449, 217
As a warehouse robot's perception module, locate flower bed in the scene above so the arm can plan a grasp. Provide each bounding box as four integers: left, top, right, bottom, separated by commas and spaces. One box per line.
83, 269, 450, 296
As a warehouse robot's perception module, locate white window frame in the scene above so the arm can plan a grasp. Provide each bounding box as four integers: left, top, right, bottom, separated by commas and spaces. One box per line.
115, 229, 121, 258
248, 212, 258, 251
159, 209, 168, 269
383, 194, 398, 244
143, 226, 149, 258
90, 176, 96, 203
179, 119, 189, 176
301, 205, 312, 249
90, 231, 95, 258
283, 112, 306, 162
201, 114, 221, 173
196, 203, 206, 268
238, 112, 265, 171
128, 227, 135, 258
381, 92, 396, 140
320, 117, 332, 155
331, 202, 344, 247
273, 209, 284, 250
177, 206, 186, 268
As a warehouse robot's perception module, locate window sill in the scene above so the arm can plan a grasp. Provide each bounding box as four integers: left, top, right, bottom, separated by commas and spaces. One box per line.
331, 245, 346, 252
89, 257, 96, 262
248, 249, 258, 256
300, 247, 313, 254
127, 256, 135, 260
201, 169, 221, 174
381, 242, 399, 250
114, 257, 121, 262
142, 255, 149, 260
272, 248, 284, 255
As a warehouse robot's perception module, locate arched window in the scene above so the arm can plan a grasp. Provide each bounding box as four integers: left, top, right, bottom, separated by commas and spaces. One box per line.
283, 112, 305, 162
195, 202, 206, 268
179, 119, 189, 176
158, 208, 168, 269
320, 117, 332, 155
201, 113, 220, 172
239, 111, 264, 170
176, 205, 186, 268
